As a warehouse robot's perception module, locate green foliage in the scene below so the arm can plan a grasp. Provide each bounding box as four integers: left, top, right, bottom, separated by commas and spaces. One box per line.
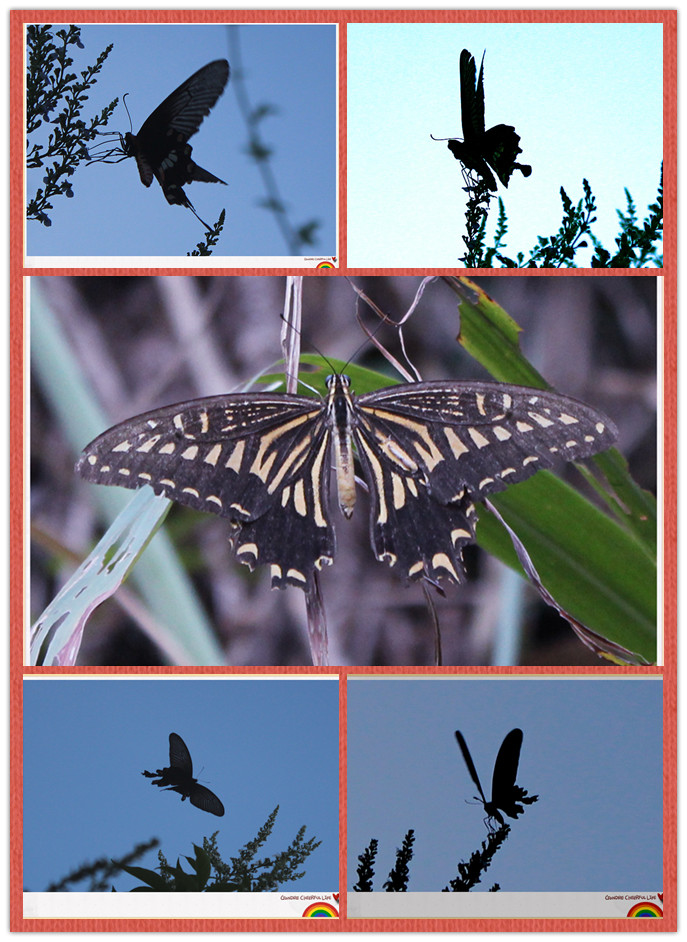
123, 808, 321, 892
443, 275, 657, 664
26, 25, 118, 226
460, 169, 663, 268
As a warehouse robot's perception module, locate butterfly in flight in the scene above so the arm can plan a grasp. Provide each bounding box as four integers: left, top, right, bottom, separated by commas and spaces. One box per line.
76, 371, 616, 592
432, 49, 531, 191
92, 60, 230, 230
455, 728, 538, 830
142, 732, 225, 816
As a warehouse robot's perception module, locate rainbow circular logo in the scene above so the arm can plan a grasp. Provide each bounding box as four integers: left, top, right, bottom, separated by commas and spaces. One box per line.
316, 261, 336, 269
302, 902, 339, 918
627, 902, 663, 917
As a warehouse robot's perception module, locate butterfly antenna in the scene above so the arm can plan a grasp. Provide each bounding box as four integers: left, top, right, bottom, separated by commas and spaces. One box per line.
122, 92, 134, 134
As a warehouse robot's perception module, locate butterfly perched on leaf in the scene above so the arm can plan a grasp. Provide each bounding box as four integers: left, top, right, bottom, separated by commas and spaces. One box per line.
76, 367, 616, 592
455, 728, 538, 830
142, 732, 225, 816
433, 49, 531, 191
91, 60, 230, 230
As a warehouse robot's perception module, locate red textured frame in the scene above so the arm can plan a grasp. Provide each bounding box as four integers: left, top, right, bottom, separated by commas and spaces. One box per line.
10, 7, 676, 933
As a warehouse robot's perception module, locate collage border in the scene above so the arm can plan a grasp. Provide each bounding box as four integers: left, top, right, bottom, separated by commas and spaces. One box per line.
11, 7, 677, 933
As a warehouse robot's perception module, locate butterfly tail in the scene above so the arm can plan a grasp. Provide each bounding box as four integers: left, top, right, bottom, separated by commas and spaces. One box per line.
188, 162, 227, 186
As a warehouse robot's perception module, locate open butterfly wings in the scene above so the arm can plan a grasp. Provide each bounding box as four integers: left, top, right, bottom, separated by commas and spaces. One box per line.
143, 732, 225, 817
455, 728, 531, 828
123, 59, 229, 219
76, 376, 617, 591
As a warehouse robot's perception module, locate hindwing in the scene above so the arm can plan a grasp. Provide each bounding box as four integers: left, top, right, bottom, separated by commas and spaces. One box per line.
189, 783, 225, 817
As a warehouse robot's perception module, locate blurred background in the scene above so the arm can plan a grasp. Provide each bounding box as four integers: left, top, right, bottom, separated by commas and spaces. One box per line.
29, 274, 657, 666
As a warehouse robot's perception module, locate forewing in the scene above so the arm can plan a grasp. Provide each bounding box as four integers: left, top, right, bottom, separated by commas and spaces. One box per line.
358, 381, 617, 507
76, 392, 335, 590
169, 732, 193, 775
190, 783, 225, 816
491, 728, 524, 818
460, 49, 485, 142
455, 730, 488, 805
137, 60, 230, 146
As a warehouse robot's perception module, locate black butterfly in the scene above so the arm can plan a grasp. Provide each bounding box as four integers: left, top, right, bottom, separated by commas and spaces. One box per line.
142, 732, 225, 816
433, 49, 531, 191
120, 60, 229, 230
76, 374, 616, 592
455, 728, 538, 830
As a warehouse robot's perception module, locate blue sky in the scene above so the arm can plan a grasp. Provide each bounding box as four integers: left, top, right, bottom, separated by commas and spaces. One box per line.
347, 22, 663, 267
26, 23, 337, 260
347, 676, 663, 893
23, 677, 339, 892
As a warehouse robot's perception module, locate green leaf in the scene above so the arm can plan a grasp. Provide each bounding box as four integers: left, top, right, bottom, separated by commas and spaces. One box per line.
257, 354, 400, 398
121, 865, 169, 890
477, 473, 656, 663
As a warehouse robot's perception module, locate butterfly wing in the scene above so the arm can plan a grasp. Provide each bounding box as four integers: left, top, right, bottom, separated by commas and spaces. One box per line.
355, 380, 616, 584
459, 49, 485, 143
491, 728, 524, 819
76, 392, 335, 589
454, 730, 489, 806
136, 60, 230, 145
482, 124, 531, 188
190, 783, 225, 817
169, 732, 194, 775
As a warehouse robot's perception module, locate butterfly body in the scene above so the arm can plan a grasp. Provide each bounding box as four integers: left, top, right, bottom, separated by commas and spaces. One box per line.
437, 49, 531, 190
143, 732, 225, 816
455, 728, 537, 830
77, 374, 616, 591
122, 59, 230, 226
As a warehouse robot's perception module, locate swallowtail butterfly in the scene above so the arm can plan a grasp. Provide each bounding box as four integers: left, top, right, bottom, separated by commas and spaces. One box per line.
455, 728, 538, 829
76, 373, 616, 591
142, 732, 225, 816
432, 49, 531, 190
121, 59, 230, 228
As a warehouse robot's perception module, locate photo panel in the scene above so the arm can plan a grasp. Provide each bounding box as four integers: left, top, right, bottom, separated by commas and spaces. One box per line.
29, 274, 657, 668
22, 675, 340, 918
25, 21, 338, 266
347, 21, 663, 269
347, 674, 663, 918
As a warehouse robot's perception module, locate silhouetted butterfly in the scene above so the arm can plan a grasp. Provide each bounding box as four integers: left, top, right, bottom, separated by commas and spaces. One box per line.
454, 728, 538, 829
120, 60, 229, 229
142, 732, 225, 816
433, 49, 531, 191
